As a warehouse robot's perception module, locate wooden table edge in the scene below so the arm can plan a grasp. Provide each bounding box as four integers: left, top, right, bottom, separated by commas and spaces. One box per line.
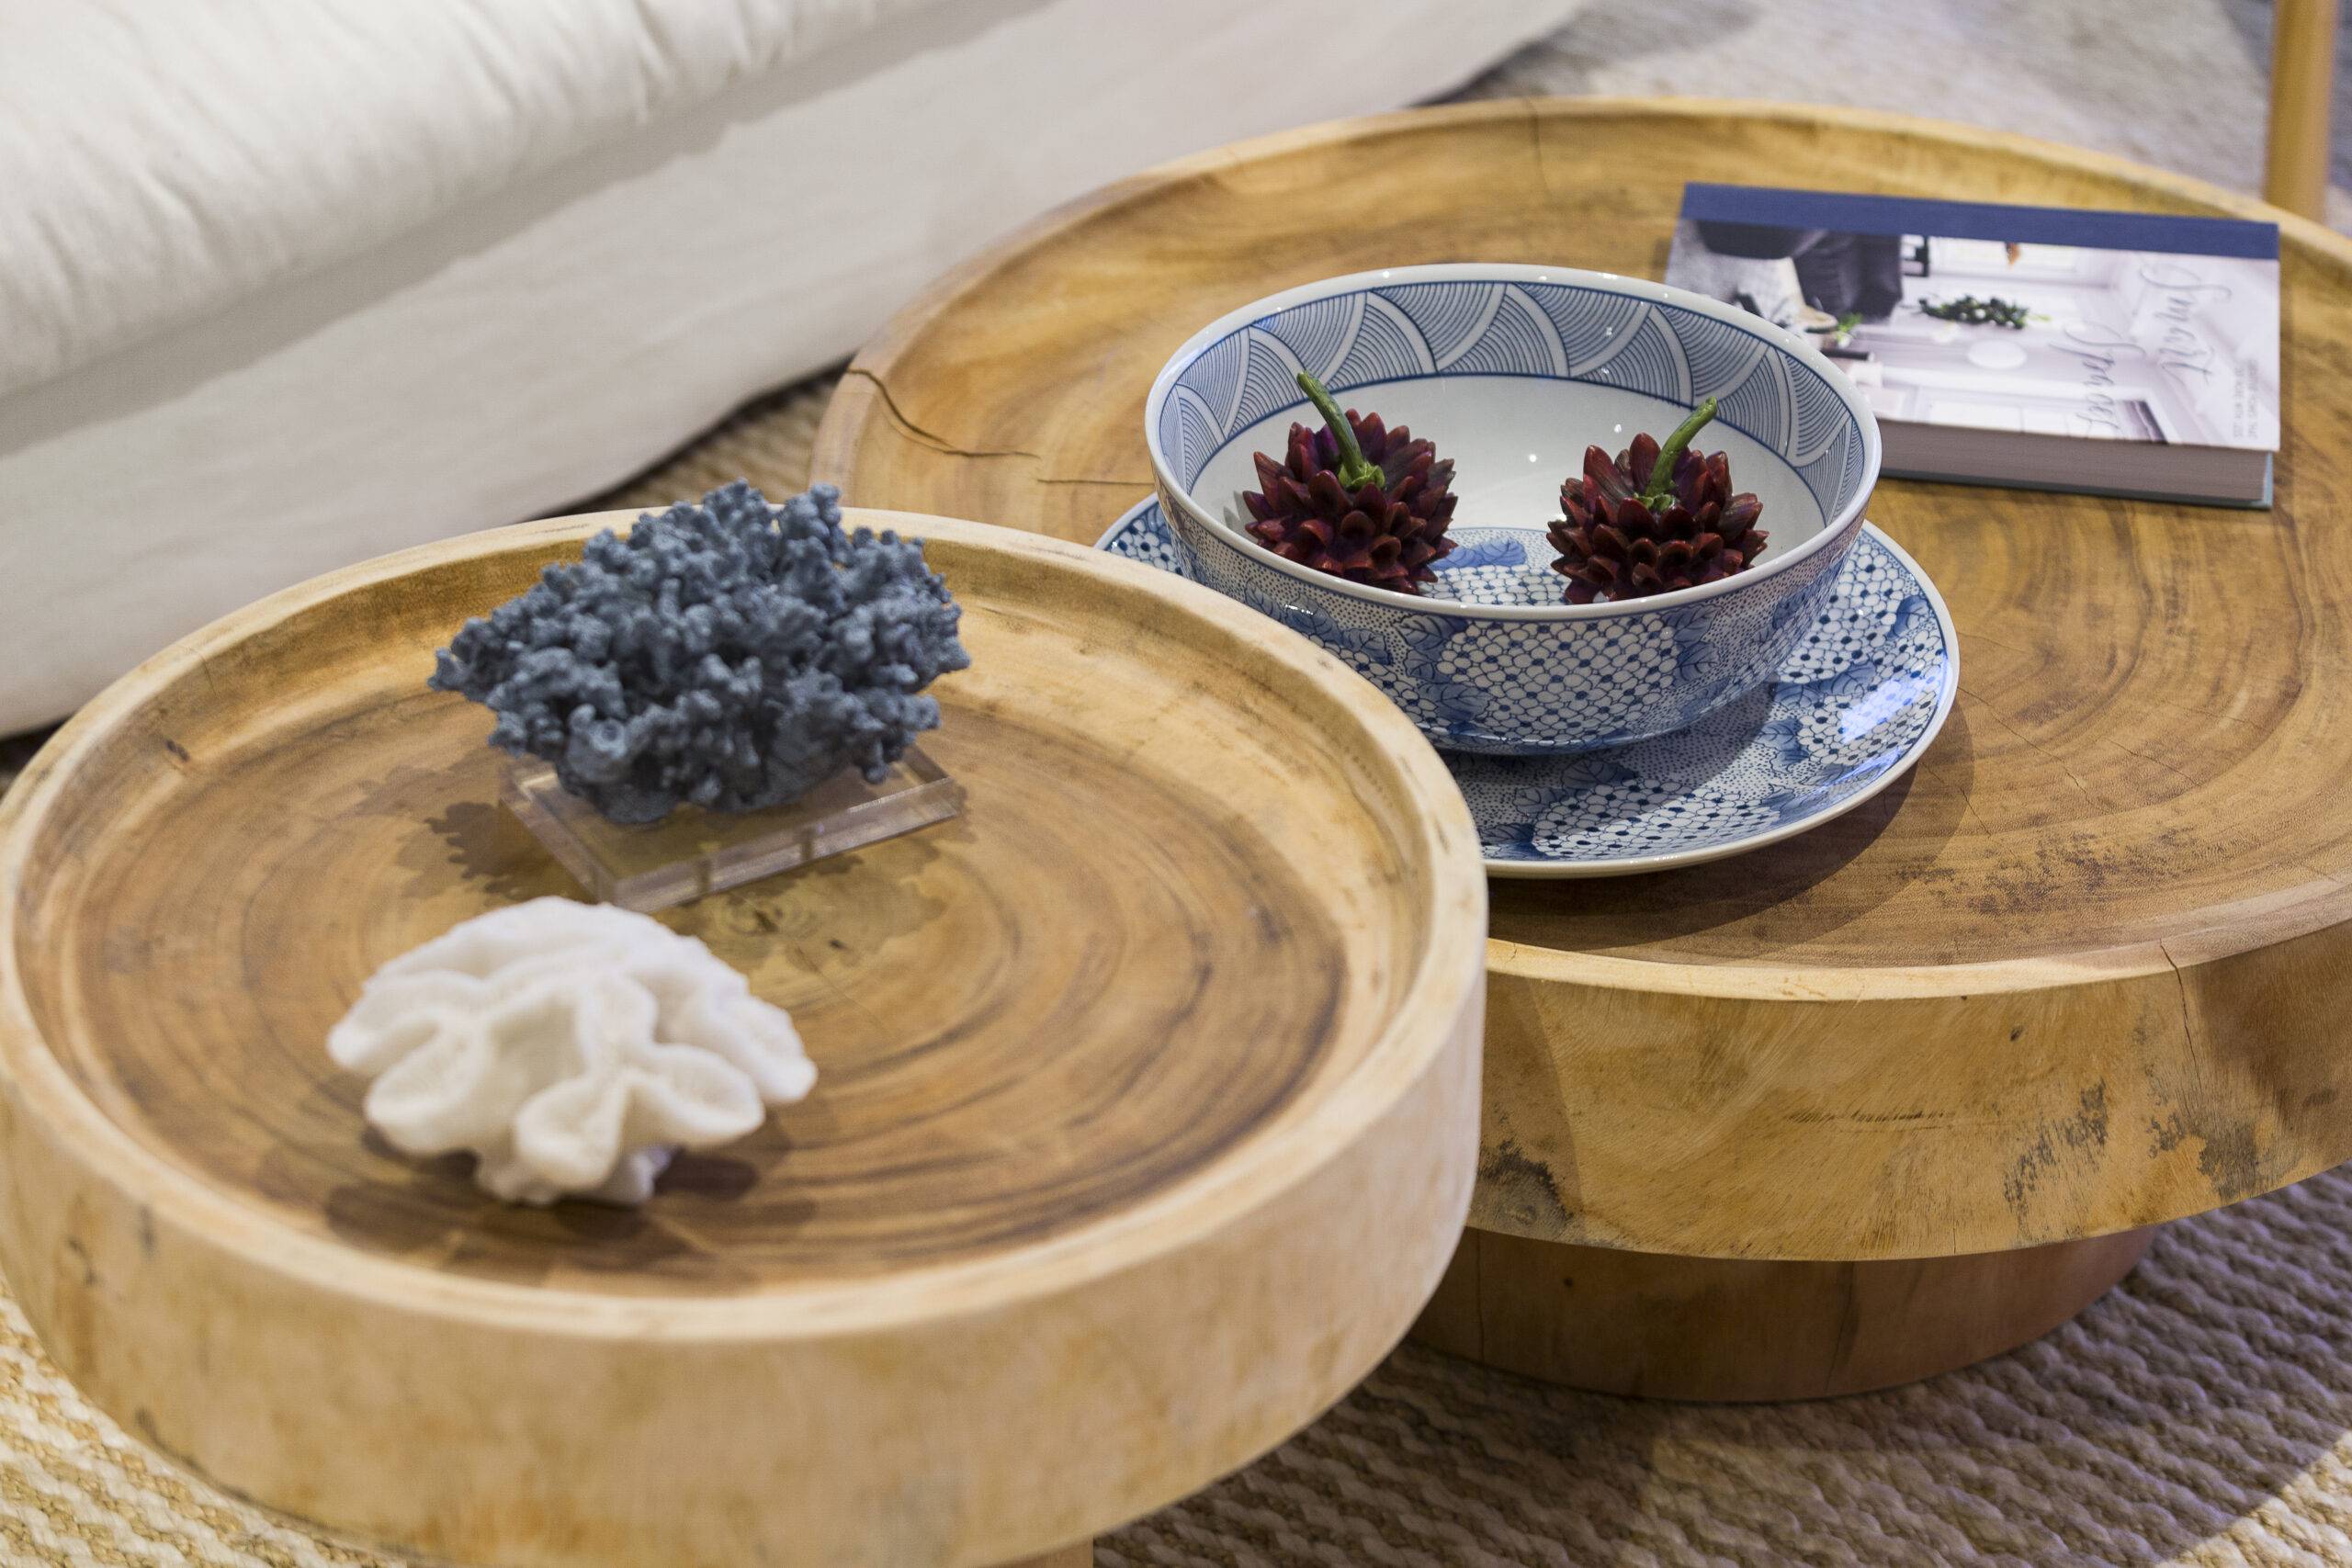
806, 99, 2352, 1393
0, 510, 1487, 1337
811, 95, 2352, 486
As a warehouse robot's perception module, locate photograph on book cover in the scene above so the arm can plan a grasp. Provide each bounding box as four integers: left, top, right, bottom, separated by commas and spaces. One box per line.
1665, 185, 2279, 456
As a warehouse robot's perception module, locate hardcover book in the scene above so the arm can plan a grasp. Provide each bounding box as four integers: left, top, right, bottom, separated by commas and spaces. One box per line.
1664, 183, 2279, 506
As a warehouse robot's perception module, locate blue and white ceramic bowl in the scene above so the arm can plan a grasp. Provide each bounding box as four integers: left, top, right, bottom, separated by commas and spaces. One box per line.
1144, 265, 1883, 754
1099, 498, 1959, 877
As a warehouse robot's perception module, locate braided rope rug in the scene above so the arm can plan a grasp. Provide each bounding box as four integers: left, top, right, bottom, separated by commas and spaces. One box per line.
12, 3, 2352, 1560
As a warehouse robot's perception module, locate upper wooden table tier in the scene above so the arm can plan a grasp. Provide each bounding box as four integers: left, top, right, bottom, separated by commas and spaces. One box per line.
815, 98, 2352, 1262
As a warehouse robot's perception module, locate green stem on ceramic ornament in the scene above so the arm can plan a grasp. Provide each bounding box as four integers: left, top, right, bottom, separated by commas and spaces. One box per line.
1639, 396, 1719, 508
1295, 371, 1385, 491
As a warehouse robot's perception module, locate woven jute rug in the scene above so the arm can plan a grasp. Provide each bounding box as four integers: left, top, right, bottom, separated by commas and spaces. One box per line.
12, 3, 2352, 1562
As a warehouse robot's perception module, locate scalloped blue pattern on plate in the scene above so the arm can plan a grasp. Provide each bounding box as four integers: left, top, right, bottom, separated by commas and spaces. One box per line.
1097, 498, 1957, 877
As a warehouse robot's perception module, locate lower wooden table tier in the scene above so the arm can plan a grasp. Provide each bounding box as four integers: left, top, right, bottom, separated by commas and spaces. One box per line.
813, 97, 2352, 1395
0, 517, 1488, 1561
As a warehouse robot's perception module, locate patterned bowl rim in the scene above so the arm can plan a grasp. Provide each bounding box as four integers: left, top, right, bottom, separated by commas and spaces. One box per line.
1143, 263, 1883, 624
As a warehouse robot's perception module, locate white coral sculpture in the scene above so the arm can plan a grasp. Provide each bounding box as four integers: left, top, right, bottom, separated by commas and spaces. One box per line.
328, 897, 815, 1205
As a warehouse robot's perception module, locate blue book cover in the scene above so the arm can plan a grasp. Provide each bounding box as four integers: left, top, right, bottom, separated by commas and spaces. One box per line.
1664, 184, 2279, 504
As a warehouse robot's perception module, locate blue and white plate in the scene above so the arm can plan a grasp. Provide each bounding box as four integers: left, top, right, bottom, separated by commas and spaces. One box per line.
1096, 498, 1958, 878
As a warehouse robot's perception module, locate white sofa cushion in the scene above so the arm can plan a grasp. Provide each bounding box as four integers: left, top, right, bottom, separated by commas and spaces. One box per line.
0, 0, 1573, 731
0, 0, 946, 398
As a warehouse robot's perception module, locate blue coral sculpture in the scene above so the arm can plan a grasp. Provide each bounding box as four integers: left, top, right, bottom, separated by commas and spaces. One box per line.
432, 482, 970, 824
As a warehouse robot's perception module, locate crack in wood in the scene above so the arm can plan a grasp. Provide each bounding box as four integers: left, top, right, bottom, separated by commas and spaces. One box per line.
843, 368, 1150, 491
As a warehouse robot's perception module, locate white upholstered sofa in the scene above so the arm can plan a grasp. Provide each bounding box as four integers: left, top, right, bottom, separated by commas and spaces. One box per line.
0, 0, 1574, 731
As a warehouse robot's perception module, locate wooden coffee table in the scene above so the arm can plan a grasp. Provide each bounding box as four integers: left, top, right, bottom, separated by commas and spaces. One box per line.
0, 515, 1487, 1563
815, 97, 2352, 1400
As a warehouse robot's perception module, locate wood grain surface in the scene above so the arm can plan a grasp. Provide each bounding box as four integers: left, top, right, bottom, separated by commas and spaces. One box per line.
1412, 1228, 2154, 1402
1012, 1551, 1093, 1568
813, 97, 2352, 1261
45, 699, 1346, 1292
0, 513, 1488, 1566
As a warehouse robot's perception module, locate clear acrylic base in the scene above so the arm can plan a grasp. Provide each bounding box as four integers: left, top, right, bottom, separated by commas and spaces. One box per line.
502, 746, 964, 912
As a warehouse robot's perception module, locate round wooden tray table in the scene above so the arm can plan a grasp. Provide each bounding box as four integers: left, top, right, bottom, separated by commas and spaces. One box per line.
814, 97, 2352, 1400
0, 514, 1488, 1563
